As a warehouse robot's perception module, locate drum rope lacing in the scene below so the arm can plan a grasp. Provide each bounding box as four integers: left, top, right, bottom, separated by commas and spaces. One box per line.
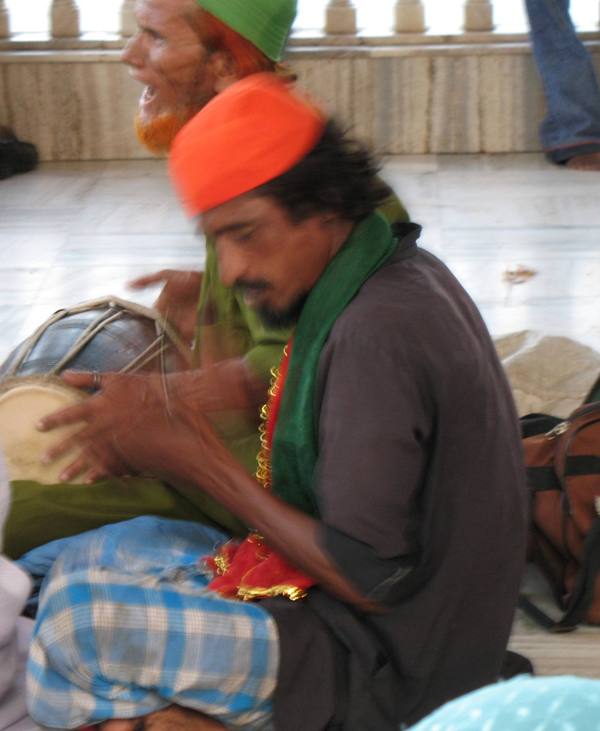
2, 296, 192, 381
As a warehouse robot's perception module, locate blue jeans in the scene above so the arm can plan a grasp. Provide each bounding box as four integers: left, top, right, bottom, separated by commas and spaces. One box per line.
525, 0, 600, 163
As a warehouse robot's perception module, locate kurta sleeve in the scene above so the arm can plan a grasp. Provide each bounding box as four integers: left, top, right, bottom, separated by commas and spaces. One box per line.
239, 306, 289, 385
197, 239, 290, 385
314, 317, 432, 603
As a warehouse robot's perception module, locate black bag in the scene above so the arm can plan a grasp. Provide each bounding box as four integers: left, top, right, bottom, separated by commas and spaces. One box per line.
0, 126, 38, 180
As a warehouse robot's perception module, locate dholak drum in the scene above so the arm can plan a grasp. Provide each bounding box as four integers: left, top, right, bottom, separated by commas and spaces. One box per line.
0, 296, 190, 381
0, 377, 85, 484
0, 296, 191, 484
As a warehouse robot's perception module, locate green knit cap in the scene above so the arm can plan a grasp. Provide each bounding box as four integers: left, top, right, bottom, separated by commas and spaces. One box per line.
195, 0, 297, 62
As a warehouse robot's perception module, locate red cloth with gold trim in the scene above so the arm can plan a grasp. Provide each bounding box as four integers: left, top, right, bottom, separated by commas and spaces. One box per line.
205, 344, 316, 601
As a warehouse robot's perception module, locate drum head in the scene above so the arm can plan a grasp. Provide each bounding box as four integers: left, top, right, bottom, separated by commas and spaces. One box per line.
0, 377, 86, 484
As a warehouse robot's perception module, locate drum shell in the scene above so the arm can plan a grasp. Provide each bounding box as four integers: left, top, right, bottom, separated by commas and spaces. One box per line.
0, 299, 189, 382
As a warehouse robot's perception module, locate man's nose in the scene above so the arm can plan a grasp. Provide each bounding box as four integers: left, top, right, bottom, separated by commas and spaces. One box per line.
121, 33, 144, 67
217, 243, 248, 289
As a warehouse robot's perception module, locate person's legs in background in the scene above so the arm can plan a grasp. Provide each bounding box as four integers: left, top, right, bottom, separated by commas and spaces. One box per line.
525, 0, 600, 169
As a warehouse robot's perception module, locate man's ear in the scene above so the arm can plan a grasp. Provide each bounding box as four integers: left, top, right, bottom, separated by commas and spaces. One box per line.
210, 51, 239, 92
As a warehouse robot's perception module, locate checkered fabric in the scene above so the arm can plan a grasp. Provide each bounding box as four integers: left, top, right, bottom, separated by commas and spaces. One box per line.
25, 517, 279, 730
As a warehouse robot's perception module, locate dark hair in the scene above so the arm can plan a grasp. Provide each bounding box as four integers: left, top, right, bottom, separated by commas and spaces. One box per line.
256, 120, 391, 223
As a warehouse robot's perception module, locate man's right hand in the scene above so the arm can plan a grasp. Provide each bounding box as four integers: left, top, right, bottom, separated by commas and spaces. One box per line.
129, 269, 203, 345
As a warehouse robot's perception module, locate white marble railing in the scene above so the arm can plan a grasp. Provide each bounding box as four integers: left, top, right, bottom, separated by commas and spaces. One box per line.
1, 0, 599, 162
0, 0, 598, 42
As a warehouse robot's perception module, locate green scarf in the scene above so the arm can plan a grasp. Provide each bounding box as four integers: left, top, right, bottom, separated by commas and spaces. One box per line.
271, 212, 398, 516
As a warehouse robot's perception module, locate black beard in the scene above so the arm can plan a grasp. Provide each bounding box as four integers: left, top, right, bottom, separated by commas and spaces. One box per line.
256, 292, 309, 330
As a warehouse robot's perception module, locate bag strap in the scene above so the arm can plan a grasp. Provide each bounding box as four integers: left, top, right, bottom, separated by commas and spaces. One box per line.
517, 595, 566, 632
520, 518, 600, 632
526, 466, 560, 492
559, 518, 600, 628
520, 413, 563, 438
527, 456, 600, 493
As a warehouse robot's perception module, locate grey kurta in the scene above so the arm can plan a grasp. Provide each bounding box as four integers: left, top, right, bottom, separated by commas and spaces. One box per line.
264, 225, 528, 730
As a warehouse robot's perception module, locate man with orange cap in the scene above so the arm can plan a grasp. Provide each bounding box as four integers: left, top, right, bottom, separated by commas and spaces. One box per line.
27, 75, 527, 731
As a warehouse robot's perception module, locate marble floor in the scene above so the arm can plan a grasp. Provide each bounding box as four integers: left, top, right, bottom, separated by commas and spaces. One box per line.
0, 153, 599, 364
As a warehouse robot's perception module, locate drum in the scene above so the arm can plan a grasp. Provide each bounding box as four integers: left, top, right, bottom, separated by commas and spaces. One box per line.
0, 296, 192, 484
0, 296, 190, 382
0, 377, 85, 484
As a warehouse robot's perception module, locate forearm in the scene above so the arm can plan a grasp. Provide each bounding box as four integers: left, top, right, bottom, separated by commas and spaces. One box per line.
171, 358, 268, 412
191, 448, 378, 612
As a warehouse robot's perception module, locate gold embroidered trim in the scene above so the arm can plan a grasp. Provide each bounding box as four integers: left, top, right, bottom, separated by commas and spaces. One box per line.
212, 550, 231, 577
255, 346, 288, 491
237, 583, 307, 602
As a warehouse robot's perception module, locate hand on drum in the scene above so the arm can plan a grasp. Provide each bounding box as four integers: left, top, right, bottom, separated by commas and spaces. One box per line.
36, 370, 227, 486
129, 269, 204, 346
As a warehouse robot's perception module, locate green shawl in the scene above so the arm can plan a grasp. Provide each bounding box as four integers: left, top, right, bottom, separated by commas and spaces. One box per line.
271, 212, 397, 516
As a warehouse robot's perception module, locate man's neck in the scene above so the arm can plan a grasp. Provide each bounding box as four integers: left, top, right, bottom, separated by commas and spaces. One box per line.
326, 219, 355, 263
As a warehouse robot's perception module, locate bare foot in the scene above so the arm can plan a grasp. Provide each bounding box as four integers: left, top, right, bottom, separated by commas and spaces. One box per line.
565, 152, 600, 171
100, 705, 227, 730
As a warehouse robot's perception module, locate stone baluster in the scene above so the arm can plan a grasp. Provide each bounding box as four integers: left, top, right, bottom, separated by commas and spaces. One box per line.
0, 0, 10, 39
395, 0, 426, 33
120, 0, 136, 37
463, 0, 494, 32
325, 0, 357, 35
50, 0, 80, 38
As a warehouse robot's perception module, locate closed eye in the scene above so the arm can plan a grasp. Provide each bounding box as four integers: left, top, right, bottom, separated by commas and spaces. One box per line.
140, 26, 165, 42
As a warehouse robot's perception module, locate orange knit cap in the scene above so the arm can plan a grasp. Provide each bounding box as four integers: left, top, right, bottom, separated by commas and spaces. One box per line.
169, 73, 326, 217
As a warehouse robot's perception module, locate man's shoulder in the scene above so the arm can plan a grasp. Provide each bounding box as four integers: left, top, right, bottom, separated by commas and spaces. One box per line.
325, 245, 499, 394
334, 247, 473, 340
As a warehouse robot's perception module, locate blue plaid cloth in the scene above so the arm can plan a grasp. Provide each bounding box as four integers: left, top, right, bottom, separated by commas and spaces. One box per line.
26, 517, 279, 730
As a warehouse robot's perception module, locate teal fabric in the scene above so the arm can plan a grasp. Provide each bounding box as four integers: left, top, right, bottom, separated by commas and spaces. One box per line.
272, 212, 397, 516
410, 675, 600, 730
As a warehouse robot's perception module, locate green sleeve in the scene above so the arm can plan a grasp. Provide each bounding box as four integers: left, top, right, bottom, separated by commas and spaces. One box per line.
377, 179, 411, 225
237, 306, 289, 384
195, 238, 289, 383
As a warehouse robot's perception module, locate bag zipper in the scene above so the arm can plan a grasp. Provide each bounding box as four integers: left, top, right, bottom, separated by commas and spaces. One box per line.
545, 402, 600, 440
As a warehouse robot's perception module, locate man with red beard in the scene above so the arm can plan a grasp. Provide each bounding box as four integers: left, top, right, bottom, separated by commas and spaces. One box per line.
124, 0, 297, 346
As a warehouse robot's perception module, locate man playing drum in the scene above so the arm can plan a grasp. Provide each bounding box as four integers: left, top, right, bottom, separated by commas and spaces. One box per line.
26, 74, 527, 731
3, 0, 408, 558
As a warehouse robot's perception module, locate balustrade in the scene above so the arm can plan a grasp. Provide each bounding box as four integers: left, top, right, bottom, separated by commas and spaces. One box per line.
463, 0, 494, 32
120, 0, 136, 37
325, 0, 357, 35
50, 0, 80, 38
395, 0, 426, 33
0, 1, 599, 43
0, 1, 9, 39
